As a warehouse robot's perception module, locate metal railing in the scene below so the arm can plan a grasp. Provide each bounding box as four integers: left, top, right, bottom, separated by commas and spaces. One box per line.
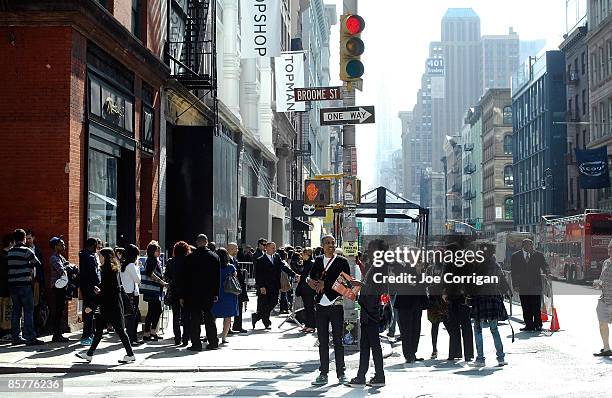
238, 261, 256, 290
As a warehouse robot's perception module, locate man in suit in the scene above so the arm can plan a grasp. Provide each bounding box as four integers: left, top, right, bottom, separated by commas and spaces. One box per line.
182, 234, 220, 351
252, 241, 294, 329
511, 238, 549, 332
307, 235, 351, 386
254, 238, 267, 261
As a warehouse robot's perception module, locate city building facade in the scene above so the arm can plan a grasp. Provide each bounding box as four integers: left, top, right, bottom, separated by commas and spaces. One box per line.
482, 29, 520, 93
481, 88, 515, 239
462, 106, 483, 229
512, 51, 568, 234
560, 23, 592, 214
420, 168, 445, 237
586, 0, 612, 209
444, 137, 463, 225
434, 8, 482, 174
399, 111, 414, 200
0, 0, 168, 328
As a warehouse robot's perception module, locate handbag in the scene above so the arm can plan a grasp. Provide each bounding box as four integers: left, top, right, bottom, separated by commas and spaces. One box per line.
224, 273, 242, 295
117, 273, 134, 316
279, 270, 291, 293
378, 302, 392, 334
163, 287, 174, 307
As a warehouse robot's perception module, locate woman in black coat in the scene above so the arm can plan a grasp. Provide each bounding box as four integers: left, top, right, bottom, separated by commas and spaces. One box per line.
76, 248, 134, 364
296, 248, 316, 333
164, 241, 191, 346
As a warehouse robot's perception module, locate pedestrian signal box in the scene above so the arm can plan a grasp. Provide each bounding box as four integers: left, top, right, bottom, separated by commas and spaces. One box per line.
304, 179, 331, 207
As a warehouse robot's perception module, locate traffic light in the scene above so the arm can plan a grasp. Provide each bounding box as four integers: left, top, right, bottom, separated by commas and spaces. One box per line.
339, 14, 365, 82
304, 179, 331, 207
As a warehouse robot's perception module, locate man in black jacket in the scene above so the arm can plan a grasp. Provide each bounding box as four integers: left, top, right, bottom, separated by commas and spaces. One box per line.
395, 261, 428, 363
442, 243, 474, 361
252, 241, 294, 329
254, 238, 267, 261
346, 239, 387, 388
79, 238, 101, 345
511, 238, 549, 332
308, 235, 351, 386
182, 234, 220, 351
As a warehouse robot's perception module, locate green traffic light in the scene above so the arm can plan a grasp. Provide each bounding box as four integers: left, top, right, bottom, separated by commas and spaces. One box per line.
345, 59, 364, 78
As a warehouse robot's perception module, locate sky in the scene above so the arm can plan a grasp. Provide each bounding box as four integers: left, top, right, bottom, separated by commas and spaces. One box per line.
325, 0, 571, 190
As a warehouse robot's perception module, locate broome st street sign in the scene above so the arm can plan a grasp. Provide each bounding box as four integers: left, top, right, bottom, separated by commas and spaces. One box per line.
294, 87, 343, 102
319, 106, 375, 126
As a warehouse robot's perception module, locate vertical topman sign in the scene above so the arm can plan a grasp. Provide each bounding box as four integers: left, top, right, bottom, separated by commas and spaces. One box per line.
275, 52, 306, 112
240, 0, 281, 58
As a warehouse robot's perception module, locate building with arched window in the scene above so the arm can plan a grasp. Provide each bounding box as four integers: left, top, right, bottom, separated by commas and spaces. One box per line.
481, 88, 515, 239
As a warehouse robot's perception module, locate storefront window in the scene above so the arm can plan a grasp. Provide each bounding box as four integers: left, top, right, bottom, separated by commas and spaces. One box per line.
89, 75, 134, 135
87, 149, 118, 247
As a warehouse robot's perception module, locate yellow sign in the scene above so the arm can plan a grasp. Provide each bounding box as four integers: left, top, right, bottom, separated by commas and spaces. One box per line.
342, 241, 358, 256
323, 208, 334, 224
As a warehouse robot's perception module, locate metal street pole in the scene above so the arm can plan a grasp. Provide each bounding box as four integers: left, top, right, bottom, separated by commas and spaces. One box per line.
342, 0, 359, 352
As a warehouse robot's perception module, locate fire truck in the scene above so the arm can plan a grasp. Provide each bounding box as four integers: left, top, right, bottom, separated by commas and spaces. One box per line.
541, 210, 612, 282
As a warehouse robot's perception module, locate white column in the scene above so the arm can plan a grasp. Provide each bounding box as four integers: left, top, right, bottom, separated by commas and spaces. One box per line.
239, 58, 260, 135
220, 0, 241, 118
258, 57, 274, 150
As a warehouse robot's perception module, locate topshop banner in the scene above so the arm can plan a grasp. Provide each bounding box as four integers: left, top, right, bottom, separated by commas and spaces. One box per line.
240, 0, 281, 58
274, 52, 305, 112
575, 146, 611, 189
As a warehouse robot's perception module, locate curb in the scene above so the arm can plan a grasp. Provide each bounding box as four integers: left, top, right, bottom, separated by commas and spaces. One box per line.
0, 363, 311, 374
0, 342, 394, 374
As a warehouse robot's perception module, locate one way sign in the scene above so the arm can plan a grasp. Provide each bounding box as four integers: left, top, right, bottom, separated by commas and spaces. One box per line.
320, 106, 375, 126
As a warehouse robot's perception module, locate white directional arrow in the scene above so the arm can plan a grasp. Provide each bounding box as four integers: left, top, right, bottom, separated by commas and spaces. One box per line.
323, 107, 372, 124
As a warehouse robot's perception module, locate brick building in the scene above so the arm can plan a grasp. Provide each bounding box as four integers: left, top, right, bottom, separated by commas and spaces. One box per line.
0, 1, 167, 328
480, 88, 515, 239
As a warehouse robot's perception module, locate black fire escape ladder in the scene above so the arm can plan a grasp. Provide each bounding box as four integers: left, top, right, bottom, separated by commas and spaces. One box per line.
166, 0, 218, 134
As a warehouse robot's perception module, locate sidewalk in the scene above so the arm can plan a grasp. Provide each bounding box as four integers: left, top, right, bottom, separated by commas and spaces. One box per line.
0, 309, 392, 374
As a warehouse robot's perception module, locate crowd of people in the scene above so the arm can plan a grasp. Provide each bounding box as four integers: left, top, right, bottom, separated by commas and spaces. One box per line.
2, 228, 612, 387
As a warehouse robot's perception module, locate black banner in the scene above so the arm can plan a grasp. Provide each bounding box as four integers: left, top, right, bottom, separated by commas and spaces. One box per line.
575, 146, 610, 189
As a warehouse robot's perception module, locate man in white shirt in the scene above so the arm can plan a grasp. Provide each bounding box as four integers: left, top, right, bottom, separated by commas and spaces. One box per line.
307, 235, 351, 386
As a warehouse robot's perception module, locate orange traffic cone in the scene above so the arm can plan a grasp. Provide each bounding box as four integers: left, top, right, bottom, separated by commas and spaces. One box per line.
541, 303, 549, 322
550, 307, 560, 332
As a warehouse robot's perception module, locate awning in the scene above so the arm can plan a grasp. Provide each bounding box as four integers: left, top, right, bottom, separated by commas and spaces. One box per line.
292, 218, 313, 231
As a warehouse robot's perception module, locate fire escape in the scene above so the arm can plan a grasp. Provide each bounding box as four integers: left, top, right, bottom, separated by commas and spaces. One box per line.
166, 0, 218, 134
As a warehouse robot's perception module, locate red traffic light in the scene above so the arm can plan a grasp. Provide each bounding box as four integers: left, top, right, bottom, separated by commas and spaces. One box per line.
344, 15, 365, 35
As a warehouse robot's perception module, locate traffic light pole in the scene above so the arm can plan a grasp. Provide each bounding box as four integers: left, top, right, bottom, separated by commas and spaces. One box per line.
341, 0, 359, 352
